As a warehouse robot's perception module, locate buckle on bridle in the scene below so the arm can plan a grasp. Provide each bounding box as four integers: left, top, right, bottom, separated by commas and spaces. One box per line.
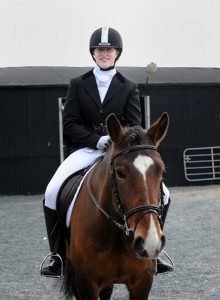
123, 215, 132, 236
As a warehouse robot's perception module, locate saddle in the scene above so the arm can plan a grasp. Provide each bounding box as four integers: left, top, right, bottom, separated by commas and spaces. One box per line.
56, 167, 89, 226
56, 155, 104, 226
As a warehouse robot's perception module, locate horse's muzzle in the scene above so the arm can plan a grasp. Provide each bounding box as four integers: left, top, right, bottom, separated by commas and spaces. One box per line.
133, 234, 166, 260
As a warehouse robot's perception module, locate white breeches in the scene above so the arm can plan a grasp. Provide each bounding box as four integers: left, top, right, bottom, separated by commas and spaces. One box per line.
162, 182, 170, 206
45, 147, 170, 210
45, 147, 104, 210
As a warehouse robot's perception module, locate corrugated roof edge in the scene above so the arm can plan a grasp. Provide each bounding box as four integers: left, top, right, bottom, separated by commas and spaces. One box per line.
0, 66, 220, 87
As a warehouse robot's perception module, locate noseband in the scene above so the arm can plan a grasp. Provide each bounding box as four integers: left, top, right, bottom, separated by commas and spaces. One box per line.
87, 145, 162, 236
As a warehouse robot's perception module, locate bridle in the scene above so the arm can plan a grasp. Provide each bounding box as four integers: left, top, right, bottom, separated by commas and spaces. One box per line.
87, 144, 162, 236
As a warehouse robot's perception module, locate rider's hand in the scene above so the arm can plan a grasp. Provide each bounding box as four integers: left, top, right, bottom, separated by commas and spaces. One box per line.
96, 135, 110, 150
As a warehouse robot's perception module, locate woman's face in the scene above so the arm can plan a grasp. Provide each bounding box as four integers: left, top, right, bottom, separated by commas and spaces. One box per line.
93, 48, 119, 69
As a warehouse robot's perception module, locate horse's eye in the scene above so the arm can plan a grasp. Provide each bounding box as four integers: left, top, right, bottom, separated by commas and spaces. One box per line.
116, 170, 126, 179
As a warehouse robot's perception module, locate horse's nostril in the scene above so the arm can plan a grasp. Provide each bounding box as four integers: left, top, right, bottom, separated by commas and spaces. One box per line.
133, 237, 143, 250
133, 236, 147, 258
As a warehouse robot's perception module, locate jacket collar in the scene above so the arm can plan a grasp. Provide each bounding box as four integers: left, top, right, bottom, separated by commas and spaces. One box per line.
82, 70, 124, 106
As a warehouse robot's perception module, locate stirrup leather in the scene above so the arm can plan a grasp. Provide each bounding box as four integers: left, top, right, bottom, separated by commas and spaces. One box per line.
40, 252, 64, 278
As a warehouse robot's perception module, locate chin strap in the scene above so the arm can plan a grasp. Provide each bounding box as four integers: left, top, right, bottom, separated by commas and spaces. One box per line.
98, 65, 115, 71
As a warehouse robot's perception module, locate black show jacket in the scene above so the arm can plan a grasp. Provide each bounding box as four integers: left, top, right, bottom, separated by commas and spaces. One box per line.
63, 69, 142, 156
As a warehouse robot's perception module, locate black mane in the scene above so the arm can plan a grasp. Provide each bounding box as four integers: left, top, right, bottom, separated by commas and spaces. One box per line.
126, 126, 144, 146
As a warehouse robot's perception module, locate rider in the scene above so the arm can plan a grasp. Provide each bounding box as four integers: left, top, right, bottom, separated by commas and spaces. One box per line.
41, 27, 174, 277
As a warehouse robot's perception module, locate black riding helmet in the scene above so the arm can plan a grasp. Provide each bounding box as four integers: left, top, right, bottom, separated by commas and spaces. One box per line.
90, 27, 123, 66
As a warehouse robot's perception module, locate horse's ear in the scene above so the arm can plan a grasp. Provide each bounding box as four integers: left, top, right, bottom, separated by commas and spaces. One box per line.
147, 112, 169, 146
106, 113, 124, 144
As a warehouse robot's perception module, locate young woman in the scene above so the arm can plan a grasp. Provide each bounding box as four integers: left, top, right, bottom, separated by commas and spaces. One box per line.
41, 27, 173, 277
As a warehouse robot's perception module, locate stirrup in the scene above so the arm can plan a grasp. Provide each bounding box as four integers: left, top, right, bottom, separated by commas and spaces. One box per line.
40, 252, 64, 278
154, 250, 175, 275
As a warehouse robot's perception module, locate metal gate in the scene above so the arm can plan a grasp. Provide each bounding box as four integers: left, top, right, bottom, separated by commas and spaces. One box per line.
183, 146, 220, 182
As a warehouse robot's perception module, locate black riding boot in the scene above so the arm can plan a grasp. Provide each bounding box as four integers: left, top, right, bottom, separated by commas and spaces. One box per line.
41, 200, 66, 277
156, 199, 174, 274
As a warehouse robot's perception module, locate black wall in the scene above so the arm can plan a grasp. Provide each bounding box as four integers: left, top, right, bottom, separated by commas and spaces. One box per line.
143, 85, 220, 186
1, 84, 220, 194
0, 86, 67, 195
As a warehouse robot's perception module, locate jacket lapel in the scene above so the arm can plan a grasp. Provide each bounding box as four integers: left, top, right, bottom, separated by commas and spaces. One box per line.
103, 74, 124, 105
83, 73, 102, 107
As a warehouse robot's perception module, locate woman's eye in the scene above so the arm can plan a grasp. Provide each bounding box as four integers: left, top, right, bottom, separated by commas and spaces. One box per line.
116, 170, 126, 179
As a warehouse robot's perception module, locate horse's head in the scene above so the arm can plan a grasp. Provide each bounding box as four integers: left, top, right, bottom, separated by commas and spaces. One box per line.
106, 112, 169, 260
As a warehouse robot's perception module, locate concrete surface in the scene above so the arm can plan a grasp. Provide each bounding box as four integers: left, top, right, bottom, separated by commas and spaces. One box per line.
0, 184, 219, 299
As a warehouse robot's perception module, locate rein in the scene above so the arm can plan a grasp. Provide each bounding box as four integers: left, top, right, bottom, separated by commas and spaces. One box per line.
87, 144, 162, 236
87, 163, 127, 233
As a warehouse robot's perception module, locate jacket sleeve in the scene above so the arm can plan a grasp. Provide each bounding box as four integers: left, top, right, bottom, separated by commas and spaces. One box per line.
63, 78, 101, 149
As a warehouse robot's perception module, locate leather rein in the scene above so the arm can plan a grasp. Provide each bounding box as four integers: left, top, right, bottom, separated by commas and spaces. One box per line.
87, 145, 162, 236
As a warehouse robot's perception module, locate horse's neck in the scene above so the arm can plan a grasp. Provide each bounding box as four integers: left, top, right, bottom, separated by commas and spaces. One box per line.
93, 159, 112, 204
92, 157, 123, 225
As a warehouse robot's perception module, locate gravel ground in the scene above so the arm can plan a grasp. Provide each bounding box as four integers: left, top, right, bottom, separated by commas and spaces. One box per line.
0, 184, 219, 300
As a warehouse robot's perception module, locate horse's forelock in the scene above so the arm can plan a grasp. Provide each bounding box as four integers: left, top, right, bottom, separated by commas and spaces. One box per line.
125, 126, 145, 146
110, 126, 149, 152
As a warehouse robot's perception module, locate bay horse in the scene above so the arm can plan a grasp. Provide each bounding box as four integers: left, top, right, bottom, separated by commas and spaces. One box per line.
63, 112, 169, 300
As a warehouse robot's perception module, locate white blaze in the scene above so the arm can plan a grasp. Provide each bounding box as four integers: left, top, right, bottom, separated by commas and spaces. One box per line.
144, 214, 162, 257
133, 154, 161, 257
133, 155, 154, 183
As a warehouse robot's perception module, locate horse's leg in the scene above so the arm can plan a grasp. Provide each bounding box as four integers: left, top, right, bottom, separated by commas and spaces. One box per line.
128, 281, 152, 300
99, 285, 113, 300
127, 270, 153, 300
75, 274, 99, 300
62, 259, 80, 300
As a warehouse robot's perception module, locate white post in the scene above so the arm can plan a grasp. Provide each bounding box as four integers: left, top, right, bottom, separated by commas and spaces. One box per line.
145, 62, 157, 129
144, 95, 150, 129
58, 97, 64, 163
